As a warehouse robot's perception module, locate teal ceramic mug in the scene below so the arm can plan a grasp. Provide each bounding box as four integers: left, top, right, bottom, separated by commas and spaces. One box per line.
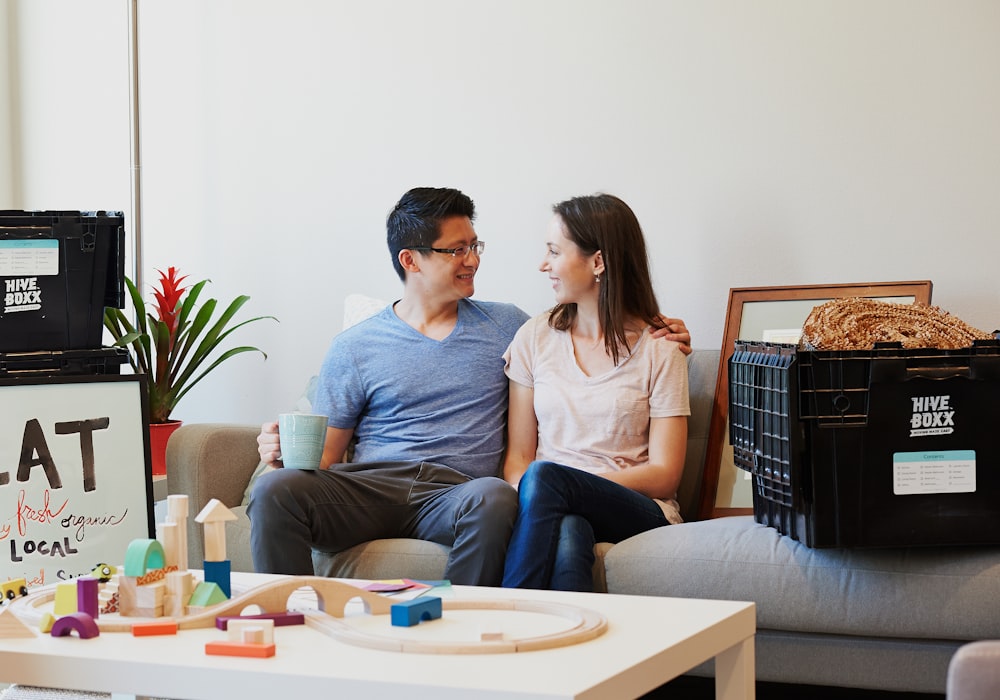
278, 413, 327, 470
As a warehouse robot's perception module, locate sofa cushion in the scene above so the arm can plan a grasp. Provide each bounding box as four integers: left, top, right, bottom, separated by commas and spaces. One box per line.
310, 540, 614, 592
605, 515, 1000, 641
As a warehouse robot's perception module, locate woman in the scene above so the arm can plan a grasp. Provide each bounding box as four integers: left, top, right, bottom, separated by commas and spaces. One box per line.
501, 193, 689, 591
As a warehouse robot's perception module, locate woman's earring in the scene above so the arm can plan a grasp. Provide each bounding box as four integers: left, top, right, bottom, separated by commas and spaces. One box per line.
594, 274, 601, 283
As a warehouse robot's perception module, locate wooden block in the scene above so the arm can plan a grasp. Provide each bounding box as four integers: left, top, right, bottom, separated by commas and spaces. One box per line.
135, 582, 165, 607
391, 596, 442, 627
205, 640, 276, 658
76, 576, 100, 619
188, 581, 227, 607
132, 619, 178, 636
165, 571, 194, 618
159, 521, 180, 569
240, 627, 266, 644
203, 559, 232, 598
117, 578, 138, 615
100, 591, 120, 615
131, 606, 164, 618
227, 618, 274, 644
53, 581, 78, 616
51, 612, 100, 639
0, 608, 37, 638
38, 612, 55, 634
166, 494, 189, 521
215, 611, 305, 630
196, 499, 237, 563
124, 539, 167, 577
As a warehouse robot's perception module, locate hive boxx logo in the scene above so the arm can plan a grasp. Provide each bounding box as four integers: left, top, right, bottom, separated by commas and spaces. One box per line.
910, 395, 954, 437
4, 277, 42, 313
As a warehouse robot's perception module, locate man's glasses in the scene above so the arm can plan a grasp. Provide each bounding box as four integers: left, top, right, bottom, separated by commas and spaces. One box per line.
410, 241, 486, 258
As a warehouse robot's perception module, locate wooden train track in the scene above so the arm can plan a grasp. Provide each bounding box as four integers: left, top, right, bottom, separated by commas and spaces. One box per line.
9, 576, 608, 653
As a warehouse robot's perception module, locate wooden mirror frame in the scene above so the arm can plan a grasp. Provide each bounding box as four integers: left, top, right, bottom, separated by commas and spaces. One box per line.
697, 280, 934, 520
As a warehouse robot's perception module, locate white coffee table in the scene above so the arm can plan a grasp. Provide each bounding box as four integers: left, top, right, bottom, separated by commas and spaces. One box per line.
0, 572, 755, 700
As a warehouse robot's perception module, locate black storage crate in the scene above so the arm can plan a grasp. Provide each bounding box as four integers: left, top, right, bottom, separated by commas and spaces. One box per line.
729, 339, 1000, 548
0, 210, 125, 352
0, 347, 128, 378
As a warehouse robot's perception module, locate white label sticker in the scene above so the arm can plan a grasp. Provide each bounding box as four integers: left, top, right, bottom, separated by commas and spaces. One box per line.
0, 239, 59, 276
893, 450, 976, 495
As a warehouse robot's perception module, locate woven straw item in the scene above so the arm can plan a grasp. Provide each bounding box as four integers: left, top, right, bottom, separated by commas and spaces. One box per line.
800, 298, 993, 351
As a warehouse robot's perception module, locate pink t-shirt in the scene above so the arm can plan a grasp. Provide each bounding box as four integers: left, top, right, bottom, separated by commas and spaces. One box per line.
503, 312, 690, 522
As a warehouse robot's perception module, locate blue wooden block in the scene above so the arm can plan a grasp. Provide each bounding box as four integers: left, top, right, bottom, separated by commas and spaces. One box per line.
390, 596, 442, 627
203, 559, 232, 598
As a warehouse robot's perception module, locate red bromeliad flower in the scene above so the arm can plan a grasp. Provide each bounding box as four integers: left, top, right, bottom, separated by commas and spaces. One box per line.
151, 267, 189, 344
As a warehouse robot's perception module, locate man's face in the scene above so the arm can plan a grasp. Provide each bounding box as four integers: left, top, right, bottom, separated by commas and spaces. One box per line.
418, 216, 481, 301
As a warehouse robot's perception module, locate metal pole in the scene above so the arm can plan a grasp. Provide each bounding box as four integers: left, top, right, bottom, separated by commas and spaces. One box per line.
127, 0, 142, 295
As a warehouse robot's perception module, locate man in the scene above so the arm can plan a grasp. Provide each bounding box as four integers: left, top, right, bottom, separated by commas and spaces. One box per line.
248, 187, 690, 586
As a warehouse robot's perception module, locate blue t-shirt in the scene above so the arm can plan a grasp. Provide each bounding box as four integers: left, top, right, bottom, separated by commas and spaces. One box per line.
314, 299, 530, 478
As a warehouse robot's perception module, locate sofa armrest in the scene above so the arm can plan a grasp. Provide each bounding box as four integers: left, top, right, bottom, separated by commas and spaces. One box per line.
166, 423, 262, 510
947, 641, 1000, 700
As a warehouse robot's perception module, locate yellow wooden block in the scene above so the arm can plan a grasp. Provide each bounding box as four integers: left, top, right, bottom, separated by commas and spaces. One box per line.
39, 612, 56, 633
53, 582, 78, 616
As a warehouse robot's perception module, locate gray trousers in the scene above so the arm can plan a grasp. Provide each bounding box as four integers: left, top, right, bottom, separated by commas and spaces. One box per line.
247, 461, 518, 586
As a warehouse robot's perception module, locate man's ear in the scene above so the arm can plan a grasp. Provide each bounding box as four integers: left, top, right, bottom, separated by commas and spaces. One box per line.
398, 249, 421, 275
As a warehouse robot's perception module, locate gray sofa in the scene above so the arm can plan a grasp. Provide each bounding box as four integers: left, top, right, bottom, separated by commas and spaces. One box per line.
166, 348, 1000, 695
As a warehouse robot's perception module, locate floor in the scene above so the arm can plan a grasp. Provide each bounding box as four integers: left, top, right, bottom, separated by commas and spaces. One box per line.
642, 676, 945, 699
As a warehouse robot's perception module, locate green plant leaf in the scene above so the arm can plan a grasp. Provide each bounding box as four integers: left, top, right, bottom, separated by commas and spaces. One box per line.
105, 272, 275, 423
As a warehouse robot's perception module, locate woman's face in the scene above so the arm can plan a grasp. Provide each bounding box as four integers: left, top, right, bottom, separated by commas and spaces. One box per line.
539, 214, 601, 305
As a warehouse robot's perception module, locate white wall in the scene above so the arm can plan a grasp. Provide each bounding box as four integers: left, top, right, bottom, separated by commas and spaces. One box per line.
6, 0, 1000, 425
0, 1, 15, 202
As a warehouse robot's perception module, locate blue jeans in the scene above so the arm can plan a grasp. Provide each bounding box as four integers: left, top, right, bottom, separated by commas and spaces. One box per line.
502, 460, 670, 591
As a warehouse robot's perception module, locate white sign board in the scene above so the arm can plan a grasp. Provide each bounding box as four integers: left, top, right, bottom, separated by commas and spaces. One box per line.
0, 375, 153, 589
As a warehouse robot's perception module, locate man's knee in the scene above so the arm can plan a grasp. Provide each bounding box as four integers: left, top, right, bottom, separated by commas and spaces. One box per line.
459, 477, 517, 527
247, 468, 309, 518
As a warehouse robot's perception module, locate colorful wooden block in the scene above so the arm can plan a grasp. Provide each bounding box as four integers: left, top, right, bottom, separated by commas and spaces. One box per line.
203, 559, 232, 598
76, 576, 99, 618
215, 611, 305, 630
188, 581, 227, 607
132, 619, 178, 636
390, 596, 442, 627
37, 612, 56, 634
51, 612, 100, 639
124, 539, 166, 576
53, 581, 78, 616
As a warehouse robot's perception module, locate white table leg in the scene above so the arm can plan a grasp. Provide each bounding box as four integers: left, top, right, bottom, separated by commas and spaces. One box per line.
714, 636, 755, 700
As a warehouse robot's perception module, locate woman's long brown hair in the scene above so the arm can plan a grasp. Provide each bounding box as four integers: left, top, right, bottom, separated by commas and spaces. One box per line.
549, 194, 663, 366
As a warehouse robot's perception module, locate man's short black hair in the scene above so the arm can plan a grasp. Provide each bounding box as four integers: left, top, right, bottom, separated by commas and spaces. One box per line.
386, 187, 476, 280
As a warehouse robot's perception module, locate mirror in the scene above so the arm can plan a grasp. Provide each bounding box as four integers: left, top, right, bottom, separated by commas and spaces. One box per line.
697, 281, 934, 520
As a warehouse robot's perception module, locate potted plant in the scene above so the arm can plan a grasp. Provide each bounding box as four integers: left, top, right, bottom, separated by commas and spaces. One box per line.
104, 267, 275, 474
